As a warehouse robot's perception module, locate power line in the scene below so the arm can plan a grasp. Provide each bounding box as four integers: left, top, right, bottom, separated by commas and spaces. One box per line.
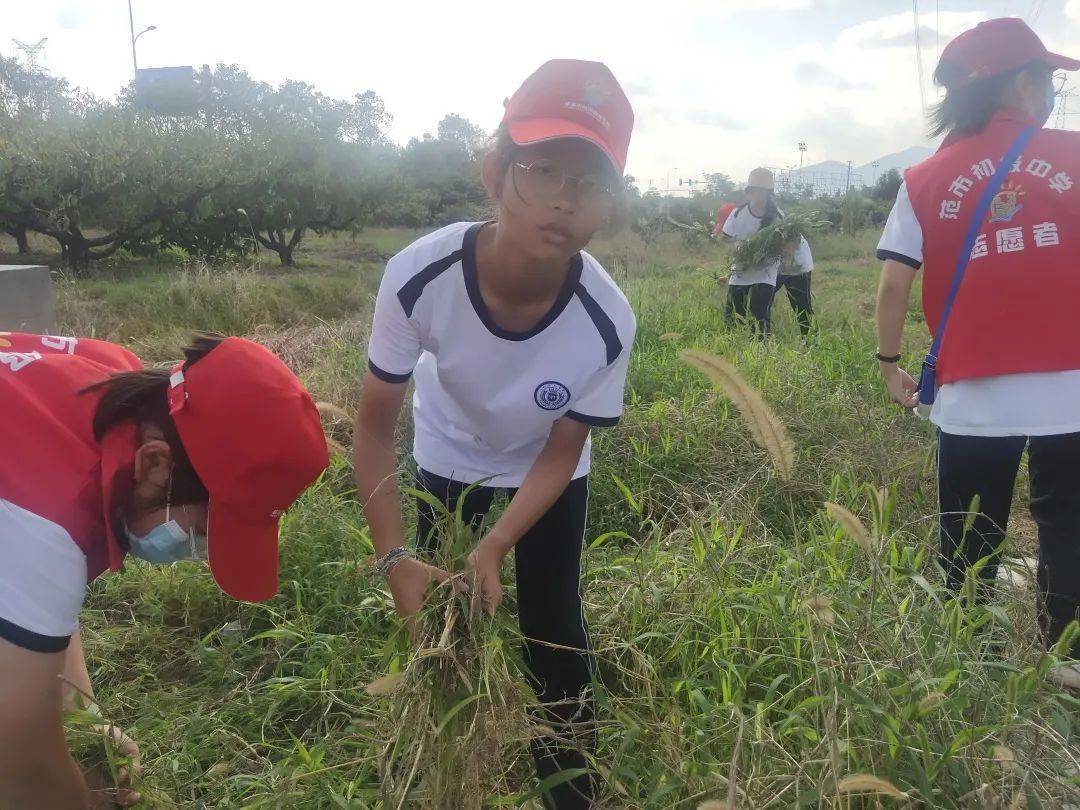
912, 0, 928, 116
935, 0, 940, 55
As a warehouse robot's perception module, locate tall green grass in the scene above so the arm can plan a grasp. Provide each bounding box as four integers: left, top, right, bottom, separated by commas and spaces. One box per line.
63, 229, 1079, 807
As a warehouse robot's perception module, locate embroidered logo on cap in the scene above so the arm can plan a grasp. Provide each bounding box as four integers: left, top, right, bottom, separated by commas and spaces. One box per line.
563, 81, 613, 130
582, 81, 611, 108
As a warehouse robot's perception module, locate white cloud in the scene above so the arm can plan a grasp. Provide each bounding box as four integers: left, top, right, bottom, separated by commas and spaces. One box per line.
4, 2, 1074, 189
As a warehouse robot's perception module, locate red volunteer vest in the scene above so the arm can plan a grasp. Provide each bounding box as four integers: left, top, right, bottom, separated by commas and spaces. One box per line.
0, 332, 142, 580
904, 108, 1080, 385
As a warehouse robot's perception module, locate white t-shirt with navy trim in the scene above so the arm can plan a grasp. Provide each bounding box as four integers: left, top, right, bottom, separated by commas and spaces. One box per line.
878, 182, 1080, 437
722, 205, 813, 286
367, 221, 636, 488
0, 498, 87, 647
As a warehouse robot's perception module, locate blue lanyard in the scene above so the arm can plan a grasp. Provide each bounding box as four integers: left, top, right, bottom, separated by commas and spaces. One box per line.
917, 125, 1037, 408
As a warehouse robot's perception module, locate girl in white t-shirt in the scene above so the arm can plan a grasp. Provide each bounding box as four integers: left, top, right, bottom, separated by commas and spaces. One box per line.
720, 167, 814, 336
354, 60, 636, 808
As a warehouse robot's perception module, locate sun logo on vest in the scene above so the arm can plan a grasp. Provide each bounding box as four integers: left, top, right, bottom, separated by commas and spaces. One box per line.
0, 333, 11, 349
534, 381, 571, 411
989, 181, 1026, 223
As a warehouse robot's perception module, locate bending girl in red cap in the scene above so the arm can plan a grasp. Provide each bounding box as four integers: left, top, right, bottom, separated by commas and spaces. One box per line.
354, 60, 636, 808
0, 332, 329, 807
874, 19, 1080, 686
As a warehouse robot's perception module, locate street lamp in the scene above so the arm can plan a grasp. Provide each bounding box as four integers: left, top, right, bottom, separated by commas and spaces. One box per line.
128, 0, 157, 72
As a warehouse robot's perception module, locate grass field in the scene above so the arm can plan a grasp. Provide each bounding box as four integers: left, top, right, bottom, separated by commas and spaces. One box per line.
4, 226, 1078, 808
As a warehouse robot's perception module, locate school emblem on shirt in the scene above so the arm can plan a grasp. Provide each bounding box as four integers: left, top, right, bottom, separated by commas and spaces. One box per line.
988, 181, 1026, 223
534, 381, 571, 411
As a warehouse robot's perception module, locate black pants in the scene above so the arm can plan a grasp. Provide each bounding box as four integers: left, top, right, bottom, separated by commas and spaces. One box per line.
415, 470, 595, 809
725, 282, 775, 337
937, 431, 1080, 658
775, 272, 813, 335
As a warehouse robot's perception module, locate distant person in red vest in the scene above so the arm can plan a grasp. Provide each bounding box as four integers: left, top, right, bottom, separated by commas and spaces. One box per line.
874, 19, 1080, 685
0, 332, 328, 807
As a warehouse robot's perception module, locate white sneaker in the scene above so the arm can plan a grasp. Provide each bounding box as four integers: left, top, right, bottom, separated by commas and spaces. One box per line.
1048, 662, 1080, 691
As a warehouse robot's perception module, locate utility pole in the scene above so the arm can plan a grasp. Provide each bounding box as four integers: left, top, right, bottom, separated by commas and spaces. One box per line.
798, 142, 807, 169
845, 160, 853, 193
11, 38, 47, 72
128, 0, 137, 72
128, 0, 157, 73
1056, 78, 1072, 129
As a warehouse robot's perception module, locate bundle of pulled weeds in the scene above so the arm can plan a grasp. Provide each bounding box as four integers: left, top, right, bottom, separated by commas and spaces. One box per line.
367, 495, 538, 809
731, 211, 825, 268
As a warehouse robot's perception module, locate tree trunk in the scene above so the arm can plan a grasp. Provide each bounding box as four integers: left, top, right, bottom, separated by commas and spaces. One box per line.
65, 235, 93, 276
4, 224, 29, 254
277, 244, 295, 266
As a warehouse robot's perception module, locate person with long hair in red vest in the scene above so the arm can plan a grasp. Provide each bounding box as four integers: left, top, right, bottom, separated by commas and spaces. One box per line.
874, 19, 1080, 688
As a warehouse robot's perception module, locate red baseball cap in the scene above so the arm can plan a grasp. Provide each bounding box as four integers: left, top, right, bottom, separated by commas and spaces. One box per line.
501, 59, 634, 173
938, 18, 1079, 89
166, 337, 329, 601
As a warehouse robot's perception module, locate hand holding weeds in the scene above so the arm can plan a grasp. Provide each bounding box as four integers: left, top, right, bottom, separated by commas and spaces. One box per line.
467, 536, 505, 616
388, 557, 464, 617
85, 724, 141, 808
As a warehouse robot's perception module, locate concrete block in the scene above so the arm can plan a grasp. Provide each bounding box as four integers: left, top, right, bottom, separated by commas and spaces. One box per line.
0, 265, 55, 334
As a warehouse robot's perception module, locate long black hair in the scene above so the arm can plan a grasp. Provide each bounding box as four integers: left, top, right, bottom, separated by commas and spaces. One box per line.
80, 333, 223, 505
759, 192, 782, 229
928, 60, 1041, 137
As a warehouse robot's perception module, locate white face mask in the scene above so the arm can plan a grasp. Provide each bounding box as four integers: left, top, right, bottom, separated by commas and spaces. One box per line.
125, 475, 207, 564
125, 515, 207, 563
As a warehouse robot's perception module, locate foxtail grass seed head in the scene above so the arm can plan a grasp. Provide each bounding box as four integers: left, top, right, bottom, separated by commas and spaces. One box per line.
835, 774, 908, 799
315, 401, 352, 422
993, 745, 1017, 772
365, 671, 406, 696
801, 595, 836, 626
825, 502, 874, 555
917, 691, 946, 712
680, 349, 795, 481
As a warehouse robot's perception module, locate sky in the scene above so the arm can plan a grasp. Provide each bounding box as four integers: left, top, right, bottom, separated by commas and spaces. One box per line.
7, 1, 1080, 190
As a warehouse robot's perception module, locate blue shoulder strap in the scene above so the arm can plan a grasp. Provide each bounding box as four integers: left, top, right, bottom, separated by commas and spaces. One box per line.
917, 125, 1037, 408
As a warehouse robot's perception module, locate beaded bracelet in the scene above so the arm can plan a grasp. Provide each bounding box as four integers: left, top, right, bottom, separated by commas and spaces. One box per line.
374, 546, 413, 579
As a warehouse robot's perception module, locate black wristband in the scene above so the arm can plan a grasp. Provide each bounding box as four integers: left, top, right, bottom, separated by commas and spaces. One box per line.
875, 351, 901, 363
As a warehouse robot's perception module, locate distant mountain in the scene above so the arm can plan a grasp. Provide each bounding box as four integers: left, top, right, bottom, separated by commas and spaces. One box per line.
855, 146, 934, 183
779, 146, 934, 190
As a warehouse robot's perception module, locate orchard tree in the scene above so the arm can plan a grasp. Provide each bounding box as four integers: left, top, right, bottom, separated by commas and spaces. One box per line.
189, 65, 399, 265
873, 168, 903, 201
0, 52, 83, 254
1, 106, 234, 270
397, 114, 487, 225
235, 137, 396, 266
703, 172, 736, 198
436, 113, 487, 158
